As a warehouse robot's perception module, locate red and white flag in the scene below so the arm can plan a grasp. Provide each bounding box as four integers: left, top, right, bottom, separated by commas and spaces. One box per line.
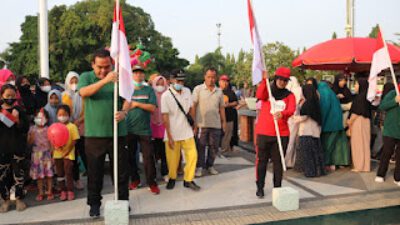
367, 28, 392, 102
247, 0, 266, 85
110, 3, 134, 102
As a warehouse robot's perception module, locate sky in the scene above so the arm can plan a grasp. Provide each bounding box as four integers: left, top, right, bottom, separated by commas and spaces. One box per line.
0, 0, 399, 63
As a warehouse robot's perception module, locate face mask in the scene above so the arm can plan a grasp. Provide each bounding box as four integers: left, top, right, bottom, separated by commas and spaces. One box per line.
21, 84, 30, 91
8, 81, 15, 86
173, 83, 183, 91
41, 86, 51, 93
57, 116, 69, 123
154, 85, 165, 93
133, 80, 143, 87
3, 98, 16, 106
70, 84, 77, 91
34, 117, 47, 126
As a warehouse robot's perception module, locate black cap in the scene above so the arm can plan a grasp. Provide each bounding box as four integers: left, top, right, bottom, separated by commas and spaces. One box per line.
132, 65, 145, 73
170, 69, 186, 81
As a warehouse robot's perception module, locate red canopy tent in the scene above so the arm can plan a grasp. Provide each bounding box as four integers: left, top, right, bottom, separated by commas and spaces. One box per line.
292, 37, 400, 72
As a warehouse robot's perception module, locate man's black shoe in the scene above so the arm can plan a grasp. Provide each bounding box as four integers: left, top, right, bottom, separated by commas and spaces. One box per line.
183, 181, 201, 191
256, 188, 264, 198
166, 179, 176, 190
89, 204, 100, 217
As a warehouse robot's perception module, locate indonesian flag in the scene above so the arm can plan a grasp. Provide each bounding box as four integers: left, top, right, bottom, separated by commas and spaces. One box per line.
367, 28, 392, 102
247, 0, 266, 86
110, 3, 134, 102
0, 109, 16, 128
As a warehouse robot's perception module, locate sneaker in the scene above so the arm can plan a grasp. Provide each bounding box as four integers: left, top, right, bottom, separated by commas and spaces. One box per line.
208, 167, 219, 175
67, 191, 75, 201
163, 175, 169, 183
183, 181, 201, 191
166, 179, 176, 190
375, 176, 384, 183
149, 184, 160, 195
129, 180, 141, 190
256, 188, 264, 198
74, 180, 84, 190
15, 199, 27, 211
195, 168, 203, 177
394, 180, 400, 186
47, 193, 55, 201
60, 191, 67, 201
0, 200, 10, 213
89, 204, 100, 217
35, 194, 44, 201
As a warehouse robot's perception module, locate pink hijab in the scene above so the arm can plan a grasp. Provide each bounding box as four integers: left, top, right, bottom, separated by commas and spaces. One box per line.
151, 75, 168, 125
0, 69, 15, 89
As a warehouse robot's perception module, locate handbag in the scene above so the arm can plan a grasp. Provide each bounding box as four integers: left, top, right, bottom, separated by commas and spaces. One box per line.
169, 89, 195, 127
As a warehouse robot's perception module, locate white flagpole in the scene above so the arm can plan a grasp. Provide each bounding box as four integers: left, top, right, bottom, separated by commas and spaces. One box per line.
113, 0, 120, 202
250, 0, 286, 171
380, 28, 400, 97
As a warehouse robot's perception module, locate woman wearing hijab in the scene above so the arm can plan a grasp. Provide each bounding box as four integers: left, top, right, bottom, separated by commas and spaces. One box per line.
305, 77, 319, 90
347, 78, 372, 172
62, 71, 85, 190
255, 67, 296, 198
0, 69, 16, 88
35, 78, 52, 108
151, 75, 169, 181
318, 81, 350, 171
332, 74, 353, 128
294, 84, 325, 177
285, 76, 302, 168
16, 76, 37, 119
44, 89, 62, 125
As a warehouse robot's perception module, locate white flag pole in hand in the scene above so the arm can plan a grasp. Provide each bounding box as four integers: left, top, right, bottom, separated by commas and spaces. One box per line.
247, 0, 286, 171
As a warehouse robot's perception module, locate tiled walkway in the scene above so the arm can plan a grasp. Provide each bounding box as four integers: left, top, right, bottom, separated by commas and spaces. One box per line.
1, 149, 399, 225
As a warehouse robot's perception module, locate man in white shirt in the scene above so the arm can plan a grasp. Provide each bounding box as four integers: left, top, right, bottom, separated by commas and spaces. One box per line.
161, 71, 200, 191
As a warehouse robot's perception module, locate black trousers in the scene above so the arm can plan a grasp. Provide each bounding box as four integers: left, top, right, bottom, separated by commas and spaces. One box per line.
0, 153, 25, 200
126, 133, 157, 186
85, 137, 129, 206
73, 137, 87, 181
377, 136, 400, 181
256, 135, 289, 188
153, 138, 168, 177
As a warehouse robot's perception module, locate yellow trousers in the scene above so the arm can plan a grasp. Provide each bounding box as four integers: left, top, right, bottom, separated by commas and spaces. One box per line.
165, 137, 197, 181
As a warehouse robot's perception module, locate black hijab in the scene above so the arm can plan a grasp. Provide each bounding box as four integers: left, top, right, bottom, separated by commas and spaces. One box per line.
35, 78, 50, 108
350, 78, 371, 118
16, 76, 37, 116
332, 74, 352, 104
300, 84, 322, 125
381, 82, 395, 101
270, 78, 291, 100
305, 77, 318, 90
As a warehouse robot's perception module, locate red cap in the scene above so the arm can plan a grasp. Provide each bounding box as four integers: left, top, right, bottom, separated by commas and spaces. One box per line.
219, 75, 230, 81
275, 67, 291, 80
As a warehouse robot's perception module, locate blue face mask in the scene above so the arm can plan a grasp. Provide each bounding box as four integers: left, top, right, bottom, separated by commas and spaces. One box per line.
173, 83, 183, 91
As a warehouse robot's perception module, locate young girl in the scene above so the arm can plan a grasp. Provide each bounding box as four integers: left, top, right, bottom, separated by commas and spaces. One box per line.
0, 84, 29, 212
53, 105, 80, 201
28, 108, 54, 201
44, 89, 61, 125
294, 84, 326, 177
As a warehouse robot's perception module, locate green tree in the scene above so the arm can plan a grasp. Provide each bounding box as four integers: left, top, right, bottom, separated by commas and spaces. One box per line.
2, 0, 188, 81
368, 24, 380, 38
332, 32, 337, 39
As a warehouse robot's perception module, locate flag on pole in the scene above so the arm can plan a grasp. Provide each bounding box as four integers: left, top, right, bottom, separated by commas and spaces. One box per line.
367, 27, 392, 102
110, 4, 134, 102
247, 0, 266, 86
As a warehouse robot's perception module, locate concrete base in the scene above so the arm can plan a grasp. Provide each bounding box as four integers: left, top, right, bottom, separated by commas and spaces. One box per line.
104, 200, 129, 225
272, 187, 299, 211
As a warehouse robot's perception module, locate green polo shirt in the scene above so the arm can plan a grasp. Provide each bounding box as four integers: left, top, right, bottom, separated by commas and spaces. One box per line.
77, 71, 127, 137
126, 85, 157, 136
379, 90, 400, 140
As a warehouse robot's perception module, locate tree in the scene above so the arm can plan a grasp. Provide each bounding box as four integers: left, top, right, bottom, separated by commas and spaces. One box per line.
368, 24, 380, 38
331, 32, 337, 39
2, 0, 188, 81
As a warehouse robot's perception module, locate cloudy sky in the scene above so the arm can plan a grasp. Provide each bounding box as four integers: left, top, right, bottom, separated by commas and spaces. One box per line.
1, 0, 399, 62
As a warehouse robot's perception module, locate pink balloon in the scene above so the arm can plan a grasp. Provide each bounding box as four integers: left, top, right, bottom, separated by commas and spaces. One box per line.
47, 123, 70, 148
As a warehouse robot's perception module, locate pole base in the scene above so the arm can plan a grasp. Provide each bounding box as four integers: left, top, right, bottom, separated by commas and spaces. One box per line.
272, 187, 299, 211
104, 200, 129, 225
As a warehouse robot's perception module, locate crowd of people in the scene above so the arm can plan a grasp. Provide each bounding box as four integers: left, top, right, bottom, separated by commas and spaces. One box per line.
0, 49, 399, 217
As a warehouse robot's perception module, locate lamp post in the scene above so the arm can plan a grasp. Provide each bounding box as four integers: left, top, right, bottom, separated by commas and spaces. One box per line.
345, 0, 355, 37
216, 23, 222, 49
39, 0, 49, 78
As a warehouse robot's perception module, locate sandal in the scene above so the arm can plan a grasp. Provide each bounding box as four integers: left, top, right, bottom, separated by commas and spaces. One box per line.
47, 193, 55, 200
35, 194, 44, 201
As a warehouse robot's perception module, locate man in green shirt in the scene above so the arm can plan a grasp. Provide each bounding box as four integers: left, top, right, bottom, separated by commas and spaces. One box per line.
126, 66, 160, 194
77, 49, 130, 217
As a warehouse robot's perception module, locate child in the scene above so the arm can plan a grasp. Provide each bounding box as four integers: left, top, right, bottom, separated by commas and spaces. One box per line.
28, 108, 54, 201
53, 105, 80, 201
0, 84, 29, 212
44, 90, 61, 125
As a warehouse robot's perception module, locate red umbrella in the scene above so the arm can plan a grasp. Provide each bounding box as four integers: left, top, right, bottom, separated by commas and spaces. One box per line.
292, 37, 400, 72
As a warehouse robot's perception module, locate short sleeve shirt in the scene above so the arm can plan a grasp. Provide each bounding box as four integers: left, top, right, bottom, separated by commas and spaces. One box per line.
77, 71, 127, 137
126, 86, 157, 136
53, 123, 80, 160
192, 83, 224, 129
161, 87, 194, 141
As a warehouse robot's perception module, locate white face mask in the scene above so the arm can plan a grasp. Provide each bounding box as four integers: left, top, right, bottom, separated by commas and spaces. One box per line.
57, 116, 69, 123
154, 85, 165, 93
70, 84, 77, 91
8, 81, 16, 86
34, 117, 47, 126
41, 85, 51, 93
